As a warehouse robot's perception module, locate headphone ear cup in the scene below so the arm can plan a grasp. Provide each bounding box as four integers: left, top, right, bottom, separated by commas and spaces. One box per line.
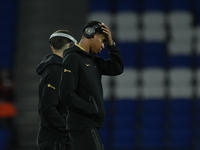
84, 27, 95, 38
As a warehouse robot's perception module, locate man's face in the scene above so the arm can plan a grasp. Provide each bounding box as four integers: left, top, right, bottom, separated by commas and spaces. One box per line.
90, 34, 105, 55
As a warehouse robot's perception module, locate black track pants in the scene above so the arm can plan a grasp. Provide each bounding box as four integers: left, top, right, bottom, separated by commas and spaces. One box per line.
69, 126, 104, 150
37, 137, 73, 150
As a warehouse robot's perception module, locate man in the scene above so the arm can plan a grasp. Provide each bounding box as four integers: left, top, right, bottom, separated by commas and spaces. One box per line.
60, 21, 124, 150
36, 29, 77, 150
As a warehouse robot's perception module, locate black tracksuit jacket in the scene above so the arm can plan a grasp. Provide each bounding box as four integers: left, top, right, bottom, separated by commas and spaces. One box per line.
36, 54, 70, 144
60, 44, 124, 130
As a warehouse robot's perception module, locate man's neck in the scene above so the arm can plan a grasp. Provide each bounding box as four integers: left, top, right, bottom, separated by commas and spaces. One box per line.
78, 39, 90, 53
53, 51, 63, 58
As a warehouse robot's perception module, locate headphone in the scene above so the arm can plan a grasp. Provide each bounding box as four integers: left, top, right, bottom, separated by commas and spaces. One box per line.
83, 23, 102, 38
49, 33, 77, 46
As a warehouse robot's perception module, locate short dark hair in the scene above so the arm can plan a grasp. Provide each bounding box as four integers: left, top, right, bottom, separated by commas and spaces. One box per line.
49, 30, 73, 49
82, 21, 107, 41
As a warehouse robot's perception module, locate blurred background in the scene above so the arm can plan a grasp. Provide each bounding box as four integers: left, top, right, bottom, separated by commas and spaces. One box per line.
0, 0, 200, 150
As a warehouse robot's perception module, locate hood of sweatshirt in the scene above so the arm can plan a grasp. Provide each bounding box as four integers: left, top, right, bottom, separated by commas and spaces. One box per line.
63, 44, 92, 59
36, 53, 62, 75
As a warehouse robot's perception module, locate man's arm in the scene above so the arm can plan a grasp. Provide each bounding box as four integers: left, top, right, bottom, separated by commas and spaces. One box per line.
95, 44, 124, 75
40, 66, 66, 132
60, 53, 98, 116
96, 23, 124, 75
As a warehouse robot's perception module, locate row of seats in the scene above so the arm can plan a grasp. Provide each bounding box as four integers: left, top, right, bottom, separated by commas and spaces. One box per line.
89, 0, 200, 12
101, 99, 199, 149
88, 11, 196, 40
103, 68, 198, 87
89, 11, 194, 27
100, 42, 200, 68
102, 68, 200, 99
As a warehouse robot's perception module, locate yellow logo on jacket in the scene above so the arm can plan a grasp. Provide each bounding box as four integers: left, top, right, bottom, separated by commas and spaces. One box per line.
47, 84, 56, 90
64, 69, 71, 73
86, 64, 90, 67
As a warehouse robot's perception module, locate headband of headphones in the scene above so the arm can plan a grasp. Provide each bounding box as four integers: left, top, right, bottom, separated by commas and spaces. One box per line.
49, 33, 77, 44
92, 23, 102, 30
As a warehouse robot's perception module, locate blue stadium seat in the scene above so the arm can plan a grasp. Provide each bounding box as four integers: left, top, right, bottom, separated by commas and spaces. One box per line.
198, 128, 200, 146
102, 100, 138, 149
198, 99, 200, 110
197, 100, 200, 126
117, 42, 140, 68
0, 127, 10, 150
103, 100, 113, 126
104, 100, 111, 111
0, 17, 15, 33
168, 128, 193, 148
0, 35, 13, 58
168, 99, 194, 145
141, 128, 165, 148
142, 42, 166, 57
142, 114, 164, 129
142, 57, 166, 68
169, 114, 192, 128
168, 0, 192, 11
168, 55, 194, 68
0, 33, 13, 45
0, 1, 16, 27
0, 0, 17, 69
114, 114, 136, 129
114, 99, 138, 115
142, 99, 166, 114
195, 56, 200, 67
141, 42, 167, 67
112, 99, 138, 128
89, 0, 112, 12
198, 142, 200, 150
141, 100, 166, 148
0, 0, 16, 15
0, 55, 13, 68
101, 101, 116, 149
169, 99, 193, 114
142, 100, 166, 130
1, 44, 13, 56
195, 1, 200, 24
115, 0, 139, 11
113, 129, 136, 149
142, 0, 166, 11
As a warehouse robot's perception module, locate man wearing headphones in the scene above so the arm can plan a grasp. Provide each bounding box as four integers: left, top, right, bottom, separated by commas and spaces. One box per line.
36, 29, 77, 150
60, 21, 124, 150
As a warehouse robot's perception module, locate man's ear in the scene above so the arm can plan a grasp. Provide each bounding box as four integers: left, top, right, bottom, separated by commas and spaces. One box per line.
51, 46, 55, 53
90, 35, 95, 41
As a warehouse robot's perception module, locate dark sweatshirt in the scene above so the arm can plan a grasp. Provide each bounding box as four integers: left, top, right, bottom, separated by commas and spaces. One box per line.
60, 44, 124, 130
36, 54, 70, 144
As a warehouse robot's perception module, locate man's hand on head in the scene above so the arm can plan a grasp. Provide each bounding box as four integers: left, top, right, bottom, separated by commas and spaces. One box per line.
101, 23, 114, 46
